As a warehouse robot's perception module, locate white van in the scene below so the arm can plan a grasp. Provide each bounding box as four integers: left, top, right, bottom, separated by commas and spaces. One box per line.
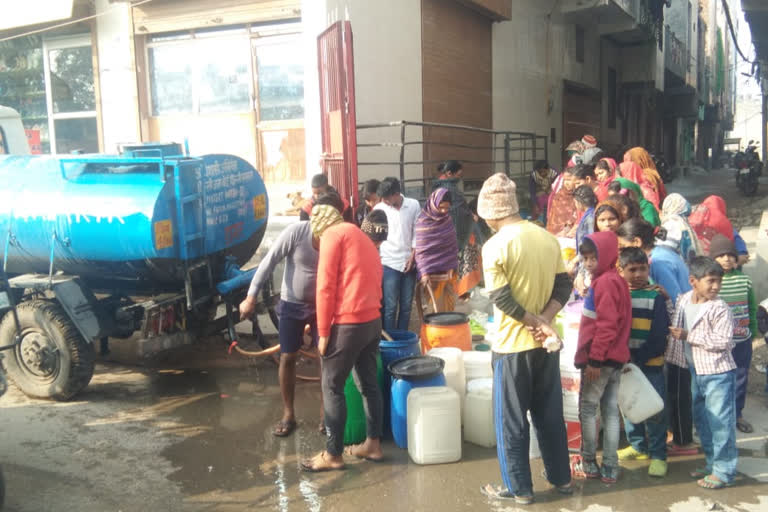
0, 106, 30, 155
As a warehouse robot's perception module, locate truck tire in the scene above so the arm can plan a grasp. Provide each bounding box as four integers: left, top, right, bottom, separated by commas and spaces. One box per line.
0, 300, 95, 401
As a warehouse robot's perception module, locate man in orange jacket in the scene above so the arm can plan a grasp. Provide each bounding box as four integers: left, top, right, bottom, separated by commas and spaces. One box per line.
301, 204, 385, 472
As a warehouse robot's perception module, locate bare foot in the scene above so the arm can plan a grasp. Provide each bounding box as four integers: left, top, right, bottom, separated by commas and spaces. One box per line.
344, 439, 384, 461
300, 451, 345, 472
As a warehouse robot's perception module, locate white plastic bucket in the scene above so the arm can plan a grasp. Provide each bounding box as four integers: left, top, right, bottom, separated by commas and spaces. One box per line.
427, 347, 466, 412
464, 387, 495, 448
463, 350, 492, 383
618, 363, 664, 423
407, 386, 462, 464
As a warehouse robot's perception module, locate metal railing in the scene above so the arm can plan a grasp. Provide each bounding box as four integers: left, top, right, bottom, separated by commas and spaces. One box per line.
665, 26, 691, 78
356, 120, 547, 201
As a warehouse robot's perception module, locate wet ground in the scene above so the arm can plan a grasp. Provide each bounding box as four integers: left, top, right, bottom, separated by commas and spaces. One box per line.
2, 168, 768, 511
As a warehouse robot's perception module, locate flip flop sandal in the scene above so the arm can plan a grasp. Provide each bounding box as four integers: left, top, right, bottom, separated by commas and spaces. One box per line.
343, 445, 385, 462
689, 467, 709, 479
481, 484, 534, 505
737, 418, 754, 434
273, 419, 297, 437
300, 452, 346, 473
697, 475, 731, 490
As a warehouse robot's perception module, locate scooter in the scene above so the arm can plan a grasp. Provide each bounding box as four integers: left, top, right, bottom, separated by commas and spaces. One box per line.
735, 140, 762, 196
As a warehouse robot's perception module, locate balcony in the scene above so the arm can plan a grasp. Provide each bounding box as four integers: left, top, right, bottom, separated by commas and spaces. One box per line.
597, 0, 663, 47
560, 0, 636, 25
664, 26, 689, 83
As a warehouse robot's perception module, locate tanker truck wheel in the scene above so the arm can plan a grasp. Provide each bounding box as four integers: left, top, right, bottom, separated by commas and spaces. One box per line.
0, 300, 95, 401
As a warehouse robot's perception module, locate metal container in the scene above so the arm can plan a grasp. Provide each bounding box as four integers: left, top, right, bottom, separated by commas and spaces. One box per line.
0, 145, 268, 289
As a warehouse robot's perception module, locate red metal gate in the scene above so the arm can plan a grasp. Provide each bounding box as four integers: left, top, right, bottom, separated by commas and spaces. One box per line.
317, 21, 358, 209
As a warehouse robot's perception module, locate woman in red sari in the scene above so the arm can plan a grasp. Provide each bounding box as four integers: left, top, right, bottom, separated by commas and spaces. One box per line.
688, 195, 734, 254
594, 158, 618, 202
623, 147, 666, 204
546, 166, 579, 236
619, 161, 660, 209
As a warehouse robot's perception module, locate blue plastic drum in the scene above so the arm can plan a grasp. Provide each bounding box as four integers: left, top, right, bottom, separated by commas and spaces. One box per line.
388, 356, 446, 449
380, 330, 421, 437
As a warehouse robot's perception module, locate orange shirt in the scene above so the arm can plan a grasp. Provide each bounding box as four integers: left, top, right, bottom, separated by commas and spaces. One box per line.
316, 222, 383, 336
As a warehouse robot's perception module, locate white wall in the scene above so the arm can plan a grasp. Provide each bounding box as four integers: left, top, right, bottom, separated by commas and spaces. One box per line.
302, 0, 423, 186
95, 0, 141, 153
492, 1, 602, 168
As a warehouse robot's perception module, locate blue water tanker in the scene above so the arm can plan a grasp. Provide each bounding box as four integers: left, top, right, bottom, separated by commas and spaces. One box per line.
0, 144, 277, 400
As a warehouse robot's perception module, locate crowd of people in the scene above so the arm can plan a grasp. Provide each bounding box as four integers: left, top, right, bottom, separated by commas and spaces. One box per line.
238, 138, 763, 501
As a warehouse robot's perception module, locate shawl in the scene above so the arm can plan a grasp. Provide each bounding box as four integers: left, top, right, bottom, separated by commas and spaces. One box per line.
624, 147, 667, 202
619, 161, 660, 208
415, 188, 459, 278
688, 195, 734, 254
546, 182, 579, 235
613, 177, 660, 227
660, 193, 702, 263
595, 157, 617, 202
431, 177, 473, 250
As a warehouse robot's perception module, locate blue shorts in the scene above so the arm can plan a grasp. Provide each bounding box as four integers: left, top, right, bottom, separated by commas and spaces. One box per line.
277, 300, 318, 354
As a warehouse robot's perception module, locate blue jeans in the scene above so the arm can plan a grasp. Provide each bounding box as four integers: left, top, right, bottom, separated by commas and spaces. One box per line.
623, 368, 667, 460
691, 370, 738, 483
381, 265, 416, 331
579, 366, 622, 468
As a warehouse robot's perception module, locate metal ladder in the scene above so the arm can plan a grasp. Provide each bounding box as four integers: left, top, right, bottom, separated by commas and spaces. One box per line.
172, 162, 213, 310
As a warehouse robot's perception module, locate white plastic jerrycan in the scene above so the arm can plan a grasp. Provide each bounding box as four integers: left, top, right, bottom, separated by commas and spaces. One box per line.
618, 363, 664, 423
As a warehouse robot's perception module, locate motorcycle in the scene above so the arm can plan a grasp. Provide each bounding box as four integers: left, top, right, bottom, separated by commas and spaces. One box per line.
734, 140, 763, 196
651, 152, 674, 183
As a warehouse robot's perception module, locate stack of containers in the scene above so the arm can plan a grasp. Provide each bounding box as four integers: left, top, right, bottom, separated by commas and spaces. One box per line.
427, 347, 466, 415
556, 300, 584, 451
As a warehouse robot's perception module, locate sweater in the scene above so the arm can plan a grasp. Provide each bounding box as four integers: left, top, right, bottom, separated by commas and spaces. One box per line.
719, 269, 757, 343
575, 231, 632, 368
248, 221, 318, 305
628, 287, 670, 369
650, 245, 691, 304
316, 222, 383, 337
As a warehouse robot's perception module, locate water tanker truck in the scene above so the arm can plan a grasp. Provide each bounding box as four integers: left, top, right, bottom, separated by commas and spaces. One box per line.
0, 142, 277, 400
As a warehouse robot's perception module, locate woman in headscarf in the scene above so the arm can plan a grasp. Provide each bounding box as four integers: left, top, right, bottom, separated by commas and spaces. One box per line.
431, 160, 479, 296
546, 166, 580, 236
618, 161, 660, 208
660, 193, 702, 263
414, 188, 459, 313
688, 195, 734, 254
612, 177, 660, 227
624, 147, 667, 204
594, 158, 618, 202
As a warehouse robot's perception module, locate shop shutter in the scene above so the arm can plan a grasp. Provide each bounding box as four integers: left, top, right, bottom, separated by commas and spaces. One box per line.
132, 0, 300, 34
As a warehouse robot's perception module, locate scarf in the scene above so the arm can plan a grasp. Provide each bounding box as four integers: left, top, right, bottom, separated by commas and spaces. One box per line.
613, 177, 660, 227
310, 204, 343, 238
688, 195, 734, 254
546, 182, 578, 235
660, 193, 702, 262
414, 188, 459, 278
619, 161, 660, 208
624, 147, 667, 203
431, 177, 473, 250
595, 157, 617, 202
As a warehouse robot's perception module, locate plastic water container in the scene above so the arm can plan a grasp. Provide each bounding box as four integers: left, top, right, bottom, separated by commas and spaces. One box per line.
466, 377, 492, 394
464, 387, 495, 448
343, 355, 385, 445
421, 312, 472, 352
618, 363, 664, 423
380, 330, 421, 437
427, 347, 466, 414
463, 350, 492, 383
407, 386, 462, 464
389, 356, 446, 449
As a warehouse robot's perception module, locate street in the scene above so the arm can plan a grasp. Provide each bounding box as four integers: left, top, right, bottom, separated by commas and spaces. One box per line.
0, 168, 766, 512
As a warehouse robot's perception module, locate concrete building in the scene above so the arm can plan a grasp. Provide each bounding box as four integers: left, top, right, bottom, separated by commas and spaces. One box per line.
0, 0, 738, 210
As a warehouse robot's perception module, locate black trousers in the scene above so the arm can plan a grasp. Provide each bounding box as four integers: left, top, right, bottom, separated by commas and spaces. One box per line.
667, 363, 694, 446
321, 317, 383, 456
492, 349, 571, 494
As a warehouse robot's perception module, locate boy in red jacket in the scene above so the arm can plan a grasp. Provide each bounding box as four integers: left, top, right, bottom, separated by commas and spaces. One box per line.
573, 231, 632, 483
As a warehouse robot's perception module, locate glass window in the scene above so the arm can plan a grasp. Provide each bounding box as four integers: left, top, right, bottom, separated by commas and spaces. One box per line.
53, 117, 98, 154
148, 45, 194, 115
256, 40, 304, 121
48, 46, 95, 113
197, 38, 251, 113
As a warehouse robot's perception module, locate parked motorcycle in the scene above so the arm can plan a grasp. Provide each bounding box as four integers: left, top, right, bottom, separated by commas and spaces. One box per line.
651, 152, 674, 183
734, 140, 762, 196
